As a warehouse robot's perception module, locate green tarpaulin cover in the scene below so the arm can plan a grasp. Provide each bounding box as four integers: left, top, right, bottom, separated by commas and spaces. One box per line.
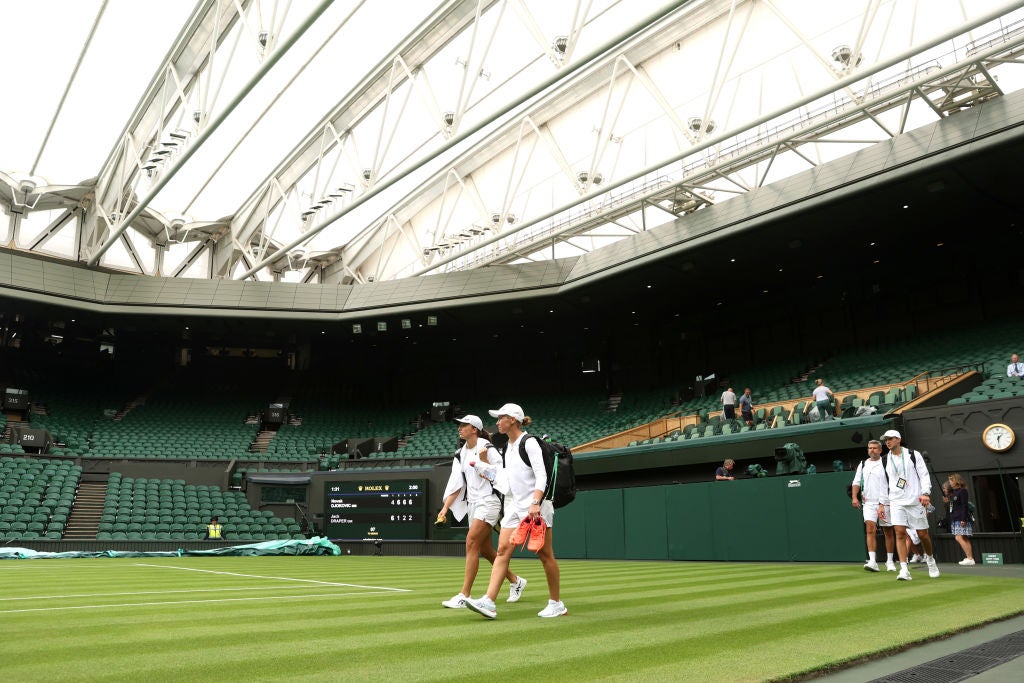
0, 536, 341, 559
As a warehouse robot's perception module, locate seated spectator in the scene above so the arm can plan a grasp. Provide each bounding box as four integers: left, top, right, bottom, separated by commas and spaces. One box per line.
715, 459, 736, 481
1008, 353, 1024, 379
203, 515, 224, 540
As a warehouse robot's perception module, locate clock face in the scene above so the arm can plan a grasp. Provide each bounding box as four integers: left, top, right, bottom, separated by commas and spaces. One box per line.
983, 424, 1015, 452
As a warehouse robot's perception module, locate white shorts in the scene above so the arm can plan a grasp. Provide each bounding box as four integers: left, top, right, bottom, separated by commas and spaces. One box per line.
469, 497, 502, 526
890, 503, 928, 531
500, 500, 554, 530
863, 502, 893, 527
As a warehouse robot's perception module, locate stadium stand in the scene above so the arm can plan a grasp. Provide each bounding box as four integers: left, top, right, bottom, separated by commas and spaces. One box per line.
95, 473, 300, 541
4, 320, 1023, 477
0, 457, 82, 541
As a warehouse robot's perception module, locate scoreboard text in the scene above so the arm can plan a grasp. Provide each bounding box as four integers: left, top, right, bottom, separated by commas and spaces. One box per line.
324, 479, 426, 541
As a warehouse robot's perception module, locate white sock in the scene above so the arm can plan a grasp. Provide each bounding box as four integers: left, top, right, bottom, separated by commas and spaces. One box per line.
868, 551, 876, 562
888, 553, 895, 563
901, 562, 908, 570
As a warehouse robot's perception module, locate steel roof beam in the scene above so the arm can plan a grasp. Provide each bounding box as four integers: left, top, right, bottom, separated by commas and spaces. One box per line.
234, 0, 692, 279
409, 0, 1024, 277
87, 0, 334, 266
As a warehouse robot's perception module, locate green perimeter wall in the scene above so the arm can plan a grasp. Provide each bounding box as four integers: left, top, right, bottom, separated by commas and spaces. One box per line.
551, 471, 863, 562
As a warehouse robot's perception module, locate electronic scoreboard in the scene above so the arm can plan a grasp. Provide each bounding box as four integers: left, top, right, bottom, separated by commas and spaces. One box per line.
324, 479, 426, 541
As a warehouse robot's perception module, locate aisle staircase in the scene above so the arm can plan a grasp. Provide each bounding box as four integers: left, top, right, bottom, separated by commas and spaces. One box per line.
249, 430, 276, 453
63, 482, 107, 540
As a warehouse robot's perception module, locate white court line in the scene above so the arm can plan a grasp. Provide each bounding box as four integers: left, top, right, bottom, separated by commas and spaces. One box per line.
133, 563, 409, 592
0, 590, 402, 614
0, 584, 339, 602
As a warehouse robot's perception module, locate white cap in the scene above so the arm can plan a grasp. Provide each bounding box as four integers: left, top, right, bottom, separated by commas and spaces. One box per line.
488, 403, 525, 422
454, 414, 483, 431
881, 429, 901, 440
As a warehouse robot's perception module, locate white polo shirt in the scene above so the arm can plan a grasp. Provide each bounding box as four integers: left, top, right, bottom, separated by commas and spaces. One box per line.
504, 432, 548, 510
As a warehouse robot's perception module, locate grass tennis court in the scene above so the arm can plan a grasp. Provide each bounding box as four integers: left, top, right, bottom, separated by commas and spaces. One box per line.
2, 556, 1023, 682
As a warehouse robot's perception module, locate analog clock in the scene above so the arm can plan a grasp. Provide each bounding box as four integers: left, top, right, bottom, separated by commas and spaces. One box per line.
982, 423, 1015, 453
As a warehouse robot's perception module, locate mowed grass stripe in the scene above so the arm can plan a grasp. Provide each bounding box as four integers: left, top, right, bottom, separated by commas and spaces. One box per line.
2, 557, 1023, 683
1, 557, 392, 605
0, 584, 349, 603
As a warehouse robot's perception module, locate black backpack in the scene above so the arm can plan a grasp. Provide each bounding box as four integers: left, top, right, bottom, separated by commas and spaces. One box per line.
518, 434, 576, 508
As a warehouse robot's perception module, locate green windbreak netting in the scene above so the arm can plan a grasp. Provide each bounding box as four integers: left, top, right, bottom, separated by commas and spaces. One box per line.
0, 536, 341, 559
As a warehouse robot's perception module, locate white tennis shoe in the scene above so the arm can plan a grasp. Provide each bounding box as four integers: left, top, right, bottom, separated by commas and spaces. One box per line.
441, 593, 466, 608
538, 600, 567, 618
507, 577, 527, 603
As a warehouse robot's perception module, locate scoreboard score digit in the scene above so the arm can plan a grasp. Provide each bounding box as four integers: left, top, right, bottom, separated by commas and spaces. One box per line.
324, 479, 426, 541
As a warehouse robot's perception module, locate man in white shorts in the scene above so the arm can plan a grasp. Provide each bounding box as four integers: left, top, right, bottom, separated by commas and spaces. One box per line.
851, 439, 896, 572
881, 429, 939, 581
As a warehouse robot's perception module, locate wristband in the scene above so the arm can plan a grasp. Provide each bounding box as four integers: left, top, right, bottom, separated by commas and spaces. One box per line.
531, 500, 541, 506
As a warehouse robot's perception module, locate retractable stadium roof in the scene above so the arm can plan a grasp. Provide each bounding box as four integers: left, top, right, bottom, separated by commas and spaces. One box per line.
3, 0, 1024, 285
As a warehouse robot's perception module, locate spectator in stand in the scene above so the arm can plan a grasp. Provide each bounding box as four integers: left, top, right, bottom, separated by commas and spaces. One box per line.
739, 388, 754, 427
715, 459, 736, 481
811, 379, 835, 421
1008, 353, 1024, 379
947, 472, 976, 566
721, 387, 737, 420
